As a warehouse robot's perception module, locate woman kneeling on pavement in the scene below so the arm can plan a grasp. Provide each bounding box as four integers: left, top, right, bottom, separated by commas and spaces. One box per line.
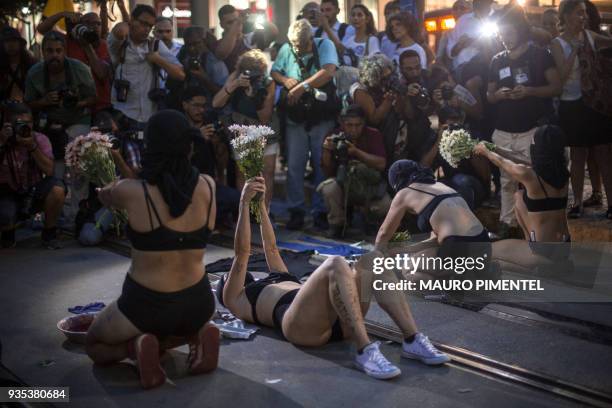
474, 125, 572, 270
85, 110, 219, 389
377, 160, 494, 280
219, 177, 450, 380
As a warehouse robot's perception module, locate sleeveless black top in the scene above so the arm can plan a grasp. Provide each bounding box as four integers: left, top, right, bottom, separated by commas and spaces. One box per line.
126, 178, 214, 251
407, 186, 463, 233
522, 176, 567, 212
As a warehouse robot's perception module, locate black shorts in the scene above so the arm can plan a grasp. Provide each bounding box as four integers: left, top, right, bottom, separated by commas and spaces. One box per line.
117, 273, 215, 339
274, 289, 344, 343
438, 229, 492, 277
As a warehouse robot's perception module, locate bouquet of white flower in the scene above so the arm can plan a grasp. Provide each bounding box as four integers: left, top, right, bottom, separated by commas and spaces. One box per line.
439, 128, 495, 168
229, 125, 275, 223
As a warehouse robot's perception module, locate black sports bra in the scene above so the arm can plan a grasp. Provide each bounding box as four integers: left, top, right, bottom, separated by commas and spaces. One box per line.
522, 176, 567, 212
126, 178, 214, 251
407, 186, 462, 233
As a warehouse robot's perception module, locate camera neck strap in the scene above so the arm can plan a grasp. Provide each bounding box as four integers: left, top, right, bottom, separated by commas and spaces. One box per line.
43, 59, 74, 94
290, 38, 322, 82
118, 38, 162, 84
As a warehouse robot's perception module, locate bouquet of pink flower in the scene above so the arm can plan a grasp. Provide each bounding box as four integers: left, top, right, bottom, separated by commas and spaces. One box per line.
65, 131, 116, 187
229, 124, 274, 223
65, 131, 125, 232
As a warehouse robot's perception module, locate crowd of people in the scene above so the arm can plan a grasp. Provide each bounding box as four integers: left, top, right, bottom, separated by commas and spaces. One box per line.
0, 0, 610, 389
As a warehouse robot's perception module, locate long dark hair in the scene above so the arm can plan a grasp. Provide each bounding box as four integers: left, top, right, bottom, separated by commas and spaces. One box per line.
530, 125, 569, 190
139, 110, 201, 218
351, 4, 377, 36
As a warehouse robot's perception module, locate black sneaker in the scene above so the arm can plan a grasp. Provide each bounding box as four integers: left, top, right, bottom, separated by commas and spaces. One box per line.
568, 205, 583, 219
313, 213, 329, 230
286, 210, 305, 230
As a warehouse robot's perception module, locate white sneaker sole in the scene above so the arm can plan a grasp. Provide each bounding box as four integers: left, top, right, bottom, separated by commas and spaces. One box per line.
354, 361, 401, 380
401, 350, 451, 365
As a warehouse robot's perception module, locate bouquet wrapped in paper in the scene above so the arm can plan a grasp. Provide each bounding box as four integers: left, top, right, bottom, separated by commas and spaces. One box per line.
65, 131, 125, 232
229, 124, 274, 223
439, 127, 495, 168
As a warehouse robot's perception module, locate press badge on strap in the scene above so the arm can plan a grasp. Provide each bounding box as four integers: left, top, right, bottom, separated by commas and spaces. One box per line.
499, 67, 511, 80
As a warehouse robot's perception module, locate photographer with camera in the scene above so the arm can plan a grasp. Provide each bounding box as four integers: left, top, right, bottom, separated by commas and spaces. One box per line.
271, 19, 339, 230
213, 49, 276, 211
319, 105, 389, 237
108, 5, 185, 125
214, 5, 278, 72
0, 103, 65, 249
0, 27, 38, 105
166, 26, 228, 110
37, 11, 112, 114
24, 31, 96, 228
183, 87, 239, 228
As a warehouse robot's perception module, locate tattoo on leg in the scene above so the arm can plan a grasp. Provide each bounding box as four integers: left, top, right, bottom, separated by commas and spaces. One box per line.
331, 283, 363, 337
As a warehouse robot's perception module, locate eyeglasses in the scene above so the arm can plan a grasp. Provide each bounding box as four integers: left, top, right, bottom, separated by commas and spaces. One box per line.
136, 19, 154, 31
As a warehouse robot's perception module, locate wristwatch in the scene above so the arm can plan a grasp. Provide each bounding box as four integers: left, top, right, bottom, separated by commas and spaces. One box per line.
302, 83, 311, 92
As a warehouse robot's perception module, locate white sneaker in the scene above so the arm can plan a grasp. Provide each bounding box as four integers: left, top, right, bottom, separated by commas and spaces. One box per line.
401, 333, 451, 365
354, 341, 401, 380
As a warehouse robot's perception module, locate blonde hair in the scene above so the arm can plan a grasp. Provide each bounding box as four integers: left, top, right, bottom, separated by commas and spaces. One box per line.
236, 49, 268, 73
288, 19, 313, 48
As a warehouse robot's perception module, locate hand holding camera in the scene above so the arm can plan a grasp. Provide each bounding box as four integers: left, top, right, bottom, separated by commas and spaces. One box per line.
509, 85, 530, 100
287, 83, 306, 106
228, 73, 251, 93
44, 91, 61, 106
200, 124, 216, 141
494, 87, 512, 101
1, 121, 34, 149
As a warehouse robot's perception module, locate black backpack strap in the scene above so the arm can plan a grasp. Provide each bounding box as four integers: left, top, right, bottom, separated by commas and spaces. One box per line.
117, 39, 129, 80
338, 23, 348, 41
314, 26, 324, 38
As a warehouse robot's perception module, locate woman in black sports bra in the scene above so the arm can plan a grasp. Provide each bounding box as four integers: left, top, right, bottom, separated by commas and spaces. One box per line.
85, 111, 219, 389
220, 177, 450, 380
376, 160, 492, 279
474, 125, 572, 265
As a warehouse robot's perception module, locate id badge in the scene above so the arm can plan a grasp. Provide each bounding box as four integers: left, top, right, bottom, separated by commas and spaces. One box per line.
514, 68, 529, 85
499, 67, 511, 80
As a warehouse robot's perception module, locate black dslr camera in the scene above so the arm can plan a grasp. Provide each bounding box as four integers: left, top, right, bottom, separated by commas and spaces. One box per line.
441, 84, 455, 101
4, 120, 31, 147
71, 23, 99, 44
329, 133, 350, 185
243, 69, 268, 108
187, 56, 201, 71
203, 109, 223, 133
56, 84, 79, 109
411, 85, 431, 109
148, 87, 169, 104
114, 79, 130, 102
383, 74, 408, 95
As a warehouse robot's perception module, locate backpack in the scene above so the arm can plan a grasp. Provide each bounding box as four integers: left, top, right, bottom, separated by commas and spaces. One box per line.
315, 22, 349, 41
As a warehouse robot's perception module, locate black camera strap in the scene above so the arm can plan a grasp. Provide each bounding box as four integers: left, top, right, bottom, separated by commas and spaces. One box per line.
43, 59, 74, 95
290, 38, 323, 82
118, 38, 162, 84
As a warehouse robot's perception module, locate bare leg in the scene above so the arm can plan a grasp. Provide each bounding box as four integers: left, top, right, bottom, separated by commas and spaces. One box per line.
491, 239, 555, 273
43, 186, 65, 228
354, 251, 418, 338
592, 144, 612, 207
85, 301, 141, 365
587, 148, 603, 195
570, 147, 588, 207
282, 256, 370, 349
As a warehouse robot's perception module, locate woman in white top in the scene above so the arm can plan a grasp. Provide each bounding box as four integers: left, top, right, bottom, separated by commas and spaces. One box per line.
386, 11, 428, 69
550, 0, 612, 219
340, 4, 380, 67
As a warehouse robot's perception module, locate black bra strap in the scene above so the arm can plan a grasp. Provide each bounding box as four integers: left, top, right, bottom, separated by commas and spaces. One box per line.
141, 181, 163, 228
407, 186, 437, 196
535, 176, 549, 199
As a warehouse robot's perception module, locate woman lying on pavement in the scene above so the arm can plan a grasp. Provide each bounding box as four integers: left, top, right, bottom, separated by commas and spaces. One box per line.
219, 177, 450, 380
85, 110, 220, 389
474, 125, 572, 271
377, 160, 494, 280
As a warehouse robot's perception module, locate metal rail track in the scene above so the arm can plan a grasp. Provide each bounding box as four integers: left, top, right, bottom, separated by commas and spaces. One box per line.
365, 320, 612, 408
95, 236, 612, 407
